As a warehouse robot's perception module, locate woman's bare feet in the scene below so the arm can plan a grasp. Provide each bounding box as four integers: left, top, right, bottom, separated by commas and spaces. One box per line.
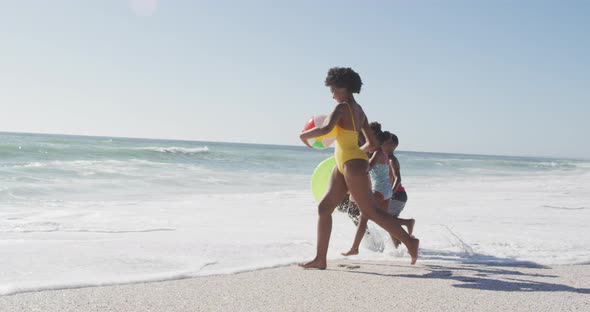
341, 249, 359, 256
299, 258, 327, 270
406, 237, 420, 265
408, 219, 415, 236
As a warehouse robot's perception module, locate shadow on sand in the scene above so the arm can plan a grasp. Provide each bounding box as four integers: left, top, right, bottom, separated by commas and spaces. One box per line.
336, 249, 590, 294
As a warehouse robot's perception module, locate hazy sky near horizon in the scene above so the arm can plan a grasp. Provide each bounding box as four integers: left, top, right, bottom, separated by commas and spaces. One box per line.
1, 1, 588, 158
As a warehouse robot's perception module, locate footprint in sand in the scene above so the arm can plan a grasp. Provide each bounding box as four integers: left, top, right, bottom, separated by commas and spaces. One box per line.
338, 264, 361, 270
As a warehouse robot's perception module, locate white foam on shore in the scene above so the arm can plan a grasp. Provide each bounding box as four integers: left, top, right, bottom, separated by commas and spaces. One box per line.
138, 146, 210, 154
1, 169, 589, 296
0, 191, 350, 296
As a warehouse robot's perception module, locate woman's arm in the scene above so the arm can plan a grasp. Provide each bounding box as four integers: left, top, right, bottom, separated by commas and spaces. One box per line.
299, 104, 344, 142
360, 117, 378, 153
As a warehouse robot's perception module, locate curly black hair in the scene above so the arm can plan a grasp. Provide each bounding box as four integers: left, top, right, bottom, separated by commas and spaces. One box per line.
324, 67, 363, 93
382, 130, 393, 143
389, 132, 399, 146
370, 121, 389, 144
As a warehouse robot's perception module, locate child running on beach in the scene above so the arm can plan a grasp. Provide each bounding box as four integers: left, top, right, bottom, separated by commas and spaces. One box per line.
299, 67, 419, 269
384, 132, 415, 248
341, 122, 396, 256
341, 130, 416, 254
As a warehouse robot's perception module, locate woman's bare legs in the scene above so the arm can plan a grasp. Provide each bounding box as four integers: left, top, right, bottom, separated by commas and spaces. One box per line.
344, 159, 419, 264
299, 167, 348, 269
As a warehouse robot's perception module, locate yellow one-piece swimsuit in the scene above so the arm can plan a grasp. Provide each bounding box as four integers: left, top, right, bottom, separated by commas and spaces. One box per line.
334, 103, 369, 174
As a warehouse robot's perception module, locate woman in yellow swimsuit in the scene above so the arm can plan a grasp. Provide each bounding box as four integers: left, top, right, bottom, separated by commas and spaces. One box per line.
299, 67, 419, 269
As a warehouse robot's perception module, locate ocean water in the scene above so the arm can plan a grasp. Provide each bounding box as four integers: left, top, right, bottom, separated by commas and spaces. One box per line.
1, 132, 589, 295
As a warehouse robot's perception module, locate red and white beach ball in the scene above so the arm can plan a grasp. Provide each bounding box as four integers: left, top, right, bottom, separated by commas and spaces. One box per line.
303, 115, 337, 149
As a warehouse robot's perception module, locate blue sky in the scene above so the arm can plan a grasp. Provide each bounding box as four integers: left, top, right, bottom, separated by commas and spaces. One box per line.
1, 1, 588, 158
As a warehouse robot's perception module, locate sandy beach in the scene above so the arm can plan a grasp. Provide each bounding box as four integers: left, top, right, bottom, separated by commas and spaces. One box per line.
1, 260, 588, 312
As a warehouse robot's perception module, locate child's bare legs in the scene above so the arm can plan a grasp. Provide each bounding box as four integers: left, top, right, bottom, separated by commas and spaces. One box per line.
299, 167, 348, 269
344, 160, 419, 264
392, 218, 414, 248
399, 218, 415, 235
391, 218, 416, 248
342, 215, 368, 256
342, 191, 387, 256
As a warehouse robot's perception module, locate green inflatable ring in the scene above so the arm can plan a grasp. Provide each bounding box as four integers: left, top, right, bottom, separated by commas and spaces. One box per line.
310, 156, 337, 202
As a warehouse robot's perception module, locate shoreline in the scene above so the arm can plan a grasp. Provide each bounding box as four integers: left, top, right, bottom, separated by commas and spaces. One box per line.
0, 254, 572, 297
2, 260, 588, 312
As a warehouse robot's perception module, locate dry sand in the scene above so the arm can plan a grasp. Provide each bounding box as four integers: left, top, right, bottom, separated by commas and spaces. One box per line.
1, 260, 589, 312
